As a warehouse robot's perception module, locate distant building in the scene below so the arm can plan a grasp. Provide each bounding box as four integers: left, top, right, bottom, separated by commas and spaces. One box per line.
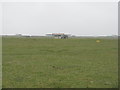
16, 34, 22, 36
46, 33, 68, 39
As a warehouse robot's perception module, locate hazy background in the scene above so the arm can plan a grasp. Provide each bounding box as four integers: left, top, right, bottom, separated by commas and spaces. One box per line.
0, 0, 118, 36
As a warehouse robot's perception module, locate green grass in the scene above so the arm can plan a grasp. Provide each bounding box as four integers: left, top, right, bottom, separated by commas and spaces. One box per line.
2, 37, 118, 88
0, 37, 2, 89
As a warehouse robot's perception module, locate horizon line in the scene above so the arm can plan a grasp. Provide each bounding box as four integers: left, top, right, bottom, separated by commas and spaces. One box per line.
0, 34, 118, 36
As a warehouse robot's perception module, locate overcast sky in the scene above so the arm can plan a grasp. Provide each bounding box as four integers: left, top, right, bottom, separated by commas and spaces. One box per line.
0, 0, 118, 36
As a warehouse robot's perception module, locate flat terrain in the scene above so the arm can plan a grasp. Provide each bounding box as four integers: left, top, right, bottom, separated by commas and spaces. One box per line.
2, 37, 118, 88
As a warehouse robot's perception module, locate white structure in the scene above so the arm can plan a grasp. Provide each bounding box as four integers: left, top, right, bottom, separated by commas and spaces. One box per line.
46, 33, 68, 39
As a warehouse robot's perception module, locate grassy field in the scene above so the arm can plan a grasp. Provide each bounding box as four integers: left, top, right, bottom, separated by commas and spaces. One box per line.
2, 37, 118, 88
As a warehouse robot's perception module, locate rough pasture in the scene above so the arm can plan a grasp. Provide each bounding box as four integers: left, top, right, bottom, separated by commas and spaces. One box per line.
2, 37, 118, 88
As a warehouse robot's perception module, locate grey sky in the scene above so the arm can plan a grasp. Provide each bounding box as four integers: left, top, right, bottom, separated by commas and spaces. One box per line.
0, 0, 118, 36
